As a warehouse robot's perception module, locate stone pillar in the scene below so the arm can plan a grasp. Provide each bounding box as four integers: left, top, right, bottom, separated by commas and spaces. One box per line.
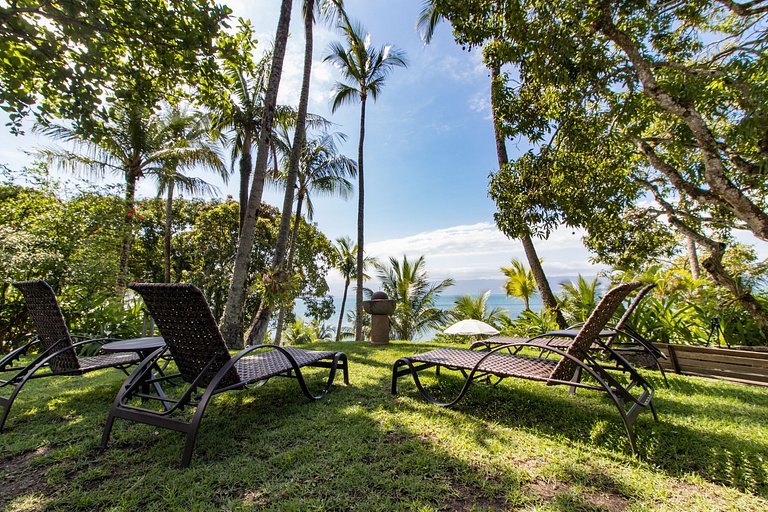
362, 291, 397, 345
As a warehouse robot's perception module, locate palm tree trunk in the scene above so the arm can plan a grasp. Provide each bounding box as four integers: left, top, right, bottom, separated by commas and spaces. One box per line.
355, 94, 367, 341
117, 168, 139, 294
489, 64, 567, 328
164, 181, 175, 283
246, 0, 314, 346
274, 193, 305, 345
336, 278, 350, 341
220, 0, 293, 349
238, 132, 252, 233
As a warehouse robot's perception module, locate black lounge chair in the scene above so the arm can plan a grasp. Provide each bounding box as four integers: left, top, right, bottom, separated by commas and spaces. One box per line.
392, 281, 657, 453
101, 283, 349, 467
1, 280, 140, 432
476, 283, 669, 386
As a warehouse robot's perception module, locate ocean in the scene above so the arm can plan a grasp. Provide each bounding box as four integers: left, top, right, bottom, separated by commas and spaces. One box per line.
296, 293, 543, 341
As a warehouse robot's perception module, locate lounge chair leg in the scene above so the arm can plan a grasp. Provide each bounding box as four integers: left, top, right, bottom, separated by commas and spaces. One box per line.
181, 428, 199, 469
100, 413, 116, 449
0, 372, 37, 432
649, 401, 659, 422
569, 367, 582, 395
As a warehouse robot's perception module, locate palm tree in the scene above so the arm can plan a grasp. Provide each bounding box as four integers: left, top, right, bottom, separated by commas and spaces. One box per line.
376, 255, 454, 341
153, 106, 227, 282
324, 19, 407, 341
211, 60, 270, 231
35, 99, 215, 291
559, 276, 600, 324
220, 0, 295, 348
270, 130, 356, 343
501, 259, 538, 311
447, 291, 508, 326
332, 236, 376, 341
417, 1, 567, 328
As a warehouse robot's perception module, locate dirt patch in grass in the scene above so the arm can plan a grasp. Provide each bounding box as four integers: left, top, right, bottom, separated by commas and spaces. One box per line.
528, 479, 630, 511
0, 447, 52, 509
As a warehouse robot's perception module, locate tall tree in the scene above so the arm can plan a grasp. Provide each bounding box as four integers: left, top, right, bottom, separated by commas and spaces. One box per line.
220, 0, 294, 348
245, 0, 346, 344
440, 0, 768, 329
153, 106, 227, 282
324, 19, 407, 341
211, 56, 270, 232
35, 99, 217, 291
269, 131, 356, 344
417, 1, 566, 327
1, 1, 229, 134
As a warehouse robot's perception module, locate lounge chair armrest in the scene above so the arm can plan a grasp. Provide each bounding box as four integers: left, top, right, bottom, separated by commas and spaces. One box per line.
0, 338, 40, 371
610, 327, 666, 359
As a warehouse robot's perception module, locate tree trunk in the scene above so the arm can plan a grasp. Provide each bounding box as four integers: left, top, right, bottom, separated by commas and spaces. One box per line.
247, 0, 314, 347
336, 278, 350, 341
597, 7, 768, 241
238, 131, 252, 233
163, 181, 174, 283
355, 94, 367, 341
274, 192, 305, 345
220, 0, 293, 349
117, 167, 139, 294
687, 236, 701, 280
701, 242, 768, 331
489, 64, 567, 328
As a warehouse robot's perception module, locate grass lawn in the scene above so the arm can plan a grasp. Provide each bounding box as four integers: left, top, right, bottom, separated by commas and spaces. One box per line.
1, 340, 767, 511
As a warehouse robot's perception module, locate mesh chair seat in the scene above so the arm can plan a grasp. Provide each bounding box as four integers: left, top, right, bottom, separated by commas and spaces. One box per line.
1, 280, 139, 432
76, 353, 141, 373
102, 282, 350, 468
235, 348, 338, 382
409, 348, 557, 381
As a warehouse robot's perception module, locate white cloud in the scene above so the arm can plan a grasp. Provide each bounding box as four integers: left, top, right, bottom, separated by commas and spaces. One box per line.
363, 222, 606, 284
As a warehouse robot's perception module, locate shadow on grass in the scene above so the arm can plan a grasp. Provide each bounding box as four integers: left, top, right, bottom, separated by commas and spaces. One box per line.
2, 342, 768, 510
389, 362, 768, 500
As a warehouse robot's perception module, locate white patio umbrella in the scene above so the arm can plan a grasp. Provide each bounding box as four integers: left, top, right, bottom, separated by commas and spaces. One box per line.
443, 319, 500, 336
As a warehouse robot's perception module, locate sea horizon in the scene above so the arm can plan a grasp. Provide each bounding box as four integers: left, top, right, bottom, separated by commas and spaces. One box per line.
295, 292, 543, 341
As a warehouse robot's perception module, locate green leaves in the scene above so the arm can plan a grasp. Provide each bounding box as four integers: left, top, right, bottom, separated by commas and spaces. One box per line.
0, 0, 231, 133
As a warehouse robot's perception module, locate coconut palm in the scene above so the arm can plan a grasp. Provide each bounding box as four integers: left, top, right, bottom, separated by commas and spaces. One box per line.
332, 236, 376, 341
559, 275, 600, 324
270, 130, 356, 343
324, 19, 407, 341
376, 255, 454, 341
35, 99, 217, 291
220, 0, 294, 348
501, 259, 538, 311
447, 291, 508, 327
153, 105, 227, 282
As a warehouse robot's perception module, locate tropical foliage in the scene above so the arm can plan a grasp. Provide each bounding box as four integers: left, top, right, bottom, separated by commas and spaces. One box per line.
375, 255, 453, 341
0, 167, 335, 352
501, 259, 538, 311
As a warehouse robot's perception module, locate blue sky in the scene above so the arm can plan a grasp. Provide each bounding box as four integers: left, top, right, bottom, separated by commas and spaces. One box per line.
9, 0, 727, 295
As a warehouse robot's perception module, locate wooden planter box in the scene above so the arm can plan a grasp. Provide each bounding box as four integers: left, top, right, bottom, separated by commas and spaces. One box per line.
655, 343, 768, 387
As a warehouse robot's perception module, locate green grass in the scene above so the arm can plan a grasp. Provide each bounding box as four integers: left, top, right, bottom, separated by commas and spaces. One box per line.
1, 341, 767, 511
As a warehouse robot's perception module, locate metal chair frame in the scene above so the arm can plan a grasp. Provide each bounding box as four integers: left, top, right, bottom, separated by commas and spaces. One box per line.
392, 282, 657, 454
101, 283, 349, 468
1, 280, 138, 432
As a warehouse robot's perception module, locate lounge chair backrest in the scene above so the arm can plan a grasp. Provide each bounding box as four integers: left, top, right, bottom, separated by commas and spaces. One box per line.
613, 283, 656, 332
129, 283, 239, 388
549, 281, 643, 382
14, 280, 80, 373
